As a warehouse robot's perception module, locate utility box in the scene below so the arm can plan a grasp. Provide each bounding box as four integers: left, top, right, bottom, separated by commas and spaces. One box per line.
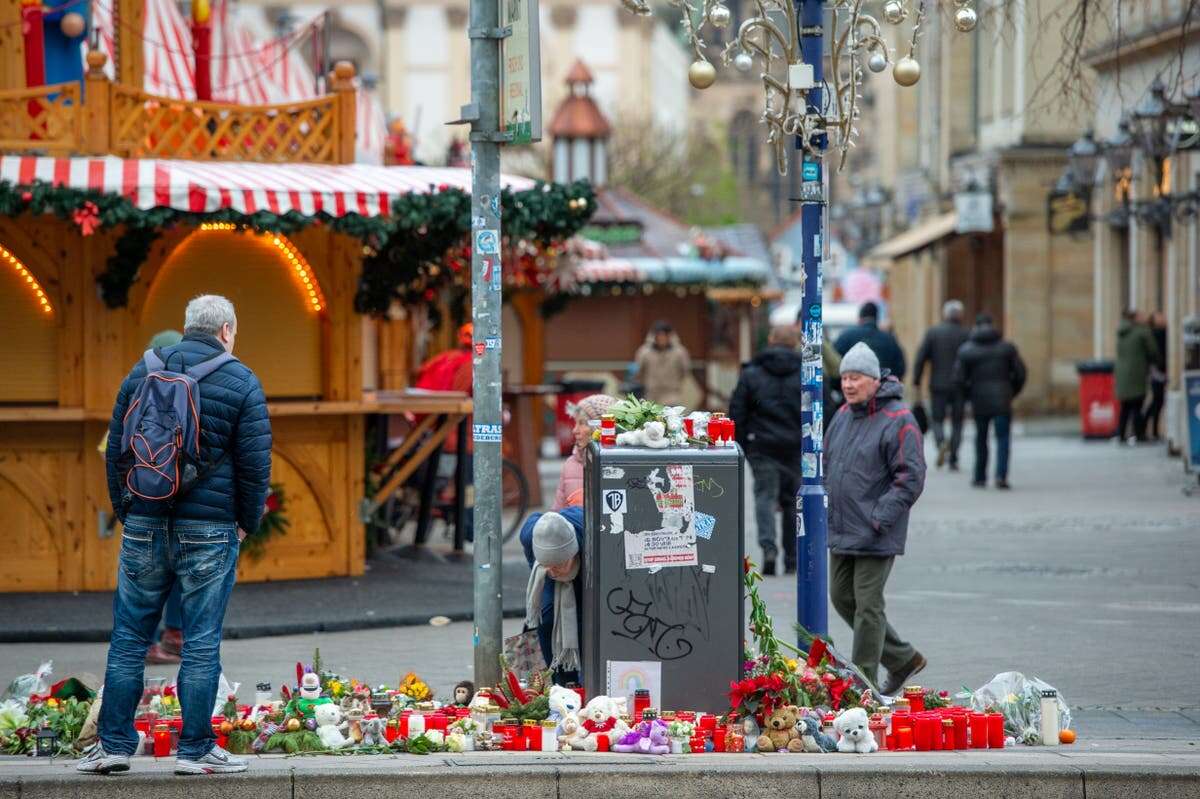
581, 443, 744, 714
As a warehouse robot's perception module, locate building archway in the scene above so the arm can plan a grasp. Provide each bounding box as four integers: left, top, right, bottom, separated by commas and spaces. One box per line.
0, 241, 58, 403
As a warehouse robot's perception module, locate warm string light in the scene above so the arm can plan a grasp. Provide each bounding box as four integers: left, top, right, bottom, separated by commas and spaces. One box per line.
196, 225, 325, 313
0, 244, 52, 315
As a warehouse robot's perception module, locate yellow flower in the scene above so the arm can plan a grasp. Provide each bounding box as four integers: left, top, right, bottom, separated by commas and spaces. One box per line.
786, 658, 799, 672
331, 681, 345, 697
46, 698, 59, 708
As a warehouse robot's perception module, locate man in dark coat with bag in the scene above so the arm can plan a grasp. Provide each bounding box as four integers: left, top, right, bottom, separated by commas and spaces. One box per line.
824, 342, 927, 695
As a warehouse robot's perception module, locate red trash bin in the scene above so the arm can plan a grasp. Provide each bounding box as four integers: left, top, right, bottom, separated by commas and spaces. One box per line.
1077, 360, 1117, 439
554, 379, 607, 456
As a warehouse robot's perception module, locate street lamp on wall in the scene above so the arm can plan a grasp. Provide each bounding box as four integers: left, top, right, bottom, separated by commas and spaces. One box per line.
1067, 130, 1100, 189
1102, 116, 1135, 176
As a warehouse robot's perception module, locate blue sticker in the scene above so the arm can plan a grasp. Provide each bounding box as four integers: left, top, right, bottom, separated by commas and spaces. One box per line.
475, 229, 499, 255
490, 195, 501, 217
473, 423, 502, 443
809, 303, 822, 319
692, 512, 716, 540
485, 336, 501, 350
802, 160, 819, 181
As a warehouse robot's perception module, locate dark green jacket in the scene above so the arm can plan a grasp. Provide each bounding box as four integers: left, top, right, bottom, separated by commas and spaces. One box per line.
1115, 320, 1160, 401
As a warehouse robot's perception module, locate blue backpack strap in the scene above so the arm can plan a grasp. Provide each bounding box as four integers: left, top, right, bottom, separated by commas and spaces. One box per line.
186, 351, 238, 382
142, 349, 165, 373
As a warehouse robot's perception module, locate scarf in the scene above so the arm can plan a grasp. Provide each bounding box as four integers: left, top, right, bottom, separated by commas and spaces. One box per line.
525, 557, 580, 672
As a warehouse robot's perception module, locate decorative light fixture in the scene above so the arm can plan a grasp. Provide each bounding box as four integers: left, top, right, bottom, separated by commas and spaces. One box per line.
269, 235, 326, 314
1102, 115, 1135, 176
1, 243, 53, 315
1067, 130, 1100, 189
1128, 79, 1191, 161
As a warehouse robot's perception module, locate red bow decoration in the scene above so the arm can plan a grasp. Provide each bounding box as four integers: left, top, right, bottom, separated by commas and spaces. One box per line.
72, 201, 100, 236
582, 717, 617, 734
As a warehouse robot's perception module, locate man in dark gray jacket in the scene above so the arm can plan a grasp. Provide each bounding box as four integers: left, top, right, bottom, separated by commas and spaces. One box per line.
913, 300, 969, 470
824, 342, 927, 695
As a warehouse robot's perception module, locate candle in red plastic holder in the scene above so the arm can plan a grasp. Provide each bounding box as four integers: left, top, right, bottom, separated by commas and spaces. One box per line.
869, 714, 887, 750
904, 686, 925, 714
683, 417, 695, 438
594, 733, 610, 752
726, 730, 744, 753
931, 714, 943, 750
895, 725, 913, 750
385, 719, 399, 743
942, 718, 956, 750
987, 713, 1005, 748
632, 689, 651, 720
913, 714, 935, 751
153, 724, 172, 758
952, 712, 968, 750
524, 720, 542, 751
600, 415, 617, 447
697, 713, 716, 732
690, 735, 706, 753
969, 713, 988, 748
567, 683, 586, 708
890, 710, 910, 739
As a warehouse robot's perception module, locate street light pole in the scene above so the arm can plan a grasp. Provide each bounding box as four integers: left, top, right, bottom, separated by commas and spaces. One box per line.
469, 0, 504, 690
795, 0, 828, 639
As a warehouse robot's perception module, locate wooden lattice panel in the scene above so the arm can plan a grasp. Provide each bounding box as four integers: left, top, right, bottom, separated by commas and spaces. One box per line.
0, 83, 81, 154
110, 86, 341, 163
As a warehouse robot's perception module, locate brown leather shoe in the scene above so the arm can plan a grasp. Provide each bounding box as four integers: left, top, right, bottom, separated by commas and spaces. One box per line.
145, 643, 181, 665
880, 652, 927, 697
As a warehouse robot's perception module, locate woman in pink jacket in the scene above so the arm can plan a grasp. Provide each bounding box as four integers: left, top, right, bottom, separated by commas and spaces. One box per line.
553, 394, 616, 510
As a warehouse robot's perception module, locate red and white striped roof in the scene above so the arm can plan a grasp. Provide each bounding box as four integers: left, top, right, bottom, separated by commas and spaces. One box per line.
0, 156, 534, 218
571, 258, 644, 283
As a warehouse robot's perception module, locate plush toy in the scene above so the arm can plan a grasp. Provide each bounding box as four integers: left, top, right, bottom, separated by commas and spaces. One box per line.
834, 707, 877, 753
548, 685, 582, 738
756, 705, 805, 753
568, 695, 627, 751
358, 717, 387, 747
557, 712, 581, 748
314, 703, 350, 750
740, 714, 762, 753
612, 719, 671, 754
797, 715, 838, 753
607, 695, 629, 719
453, 681, 476, 707
615, 421, 669, 448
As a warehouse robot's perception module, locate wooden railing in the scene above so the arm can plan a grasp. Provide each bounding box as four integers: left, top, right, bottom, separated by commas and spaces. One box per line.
0, 82, 81, 155
1, 52, 356, 165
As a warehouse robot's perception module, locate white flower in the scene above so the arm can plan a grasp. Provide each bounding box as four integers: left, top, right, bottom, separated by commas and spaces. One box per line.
423, 729, 445, 746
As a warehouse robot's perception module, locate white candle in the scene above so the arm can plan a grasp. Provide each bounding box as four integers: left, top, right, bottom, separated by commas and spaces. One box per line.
1039, 689, 1059, 746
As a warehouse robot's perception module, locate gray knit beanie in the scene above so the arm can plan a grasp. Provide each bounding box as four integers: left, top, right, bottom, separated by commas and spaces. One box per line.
532, 512, 579, 566
840, 342, 881, 380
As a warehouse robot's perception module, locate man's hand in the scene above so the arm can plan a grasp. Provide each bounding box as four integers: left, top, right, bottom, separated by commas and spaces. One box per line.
237, 526, 248, 542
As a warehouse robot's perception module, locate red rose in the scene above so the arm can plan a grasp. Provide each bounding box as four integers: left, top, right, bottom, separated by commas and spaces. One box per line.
266, 493, 281, 513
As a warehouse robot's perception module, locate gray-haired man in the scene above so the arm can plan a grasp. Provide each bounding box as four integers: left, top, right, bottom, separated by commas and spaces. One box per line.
913, 300, 969, 469
80, 295, 272, 776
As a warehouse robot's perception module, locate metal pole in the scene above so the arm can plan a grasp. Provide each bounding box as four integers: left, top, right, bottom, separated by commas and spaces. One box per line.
795, 0, 828, 638
469, 0, 504, 691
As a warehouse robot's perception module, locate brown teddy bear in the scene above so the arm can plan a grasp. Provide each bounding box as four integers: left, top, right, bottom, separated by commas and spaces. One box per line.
756, 705, 806, 753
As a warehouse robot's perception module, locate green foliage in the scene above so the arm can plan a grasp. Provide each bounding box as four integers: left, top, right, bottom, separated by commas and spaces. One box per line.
241, 482, 289, 560
608, 394, 666, 432
25, 698, 92, 755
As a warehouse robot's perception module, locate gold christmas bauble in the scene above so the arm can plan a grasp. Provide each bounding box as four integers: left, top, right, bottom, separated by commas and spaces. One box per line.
954, 6, 977, 32
241, 719, 257, 731
286, 718, 302, 732
688, 60, 717, 90
218, 721, 234, 735
708, 3, 732, 28
60, 11, 86, 38
893, 55, 921, 86
882, 0, 906, 25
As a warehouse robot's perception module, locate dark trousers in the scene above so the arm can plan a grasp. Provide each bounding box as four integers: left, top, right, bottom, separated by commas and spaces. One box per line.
747, 453, 799, 567
973, 414, 1011, 483
930, 389, 965, 466
1118, 396, 1146, 441
1144, 381, 1166, 439
829, 553, 916, 688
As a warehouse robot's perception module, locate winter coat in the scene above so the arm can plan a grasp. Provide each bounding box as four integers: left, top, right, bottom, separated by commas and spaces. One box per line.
823, 377, 925, 557
1114, 320, 1161, 400
553, 447, 586, 510
834, 321, 907, 380
913, 321, 969, 393
106, 333, 273, 533
953, 325, 1027, 417
634, 333, 692, 406
729, 347, 805, 458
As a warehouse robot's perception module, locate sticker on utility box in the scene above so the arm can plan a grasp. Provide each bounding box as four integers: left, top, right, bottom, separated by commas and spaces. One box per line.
623, 528, 698, 570
475, 229, 499, 254
472, 423, 502, 443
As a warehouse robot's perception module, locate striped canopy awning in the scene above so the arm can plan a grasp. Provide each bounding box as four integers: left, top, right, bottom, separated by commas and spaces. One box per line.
570, 254, 770, 286
0, 156, 534, 218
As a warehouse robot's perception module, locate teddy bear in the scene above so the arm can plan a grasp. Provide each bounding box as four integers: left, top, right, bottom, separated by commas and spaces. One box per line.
755, 705, 805, 753
358, 717, 388, 747
797, 714, 838, 753
612, 719, 671, 755
314, 703, 350, 750
615, 421, 669, 448
568, 695, 629, 751
834, 707, 877, 753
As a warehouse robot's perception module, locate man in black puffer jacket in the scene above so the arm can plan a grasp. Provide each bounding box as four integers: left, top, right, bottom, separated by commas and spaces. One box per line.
730, 326, 804, 576
953, 314, 1026, 490
83, 295, 271, 778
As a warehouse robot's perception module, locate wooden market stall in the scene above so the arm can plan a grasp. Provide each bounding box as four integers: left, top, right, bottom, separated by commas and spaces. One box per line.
0, 15, 593, 591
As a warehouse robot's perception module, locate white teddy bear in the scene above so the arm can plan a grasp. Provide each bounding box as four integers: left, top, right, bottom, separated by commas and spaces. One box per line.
833, 707, 878, 753
314, 703, 351, 750
615, 421, 670, 449
568, 695, 628, 751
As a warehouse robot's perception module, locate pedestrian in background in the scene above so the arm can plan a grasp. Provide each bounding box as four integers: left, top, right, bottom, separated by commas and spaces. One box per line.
1144, 311, 1168, 441
634, 321, 692, 407
834, 301, 907, 381
1115, 309, 1160, 445
81, 295, 272, 777
730, 325, 804, 576
913, 300, 970, 471
954, 314, 1027, 489
824, 342, 927, 694
520, 508, 585, 684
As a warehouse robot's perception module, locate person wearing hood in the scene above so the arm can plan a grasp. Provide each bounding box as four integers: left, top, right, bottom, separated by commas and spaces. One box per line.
634, 321, 692, 406
730, 326, 805, 575
520, 508, 585, 684
1114, 309, 1160, 444
824, 342, 927, 694
953, 314, 1027, 489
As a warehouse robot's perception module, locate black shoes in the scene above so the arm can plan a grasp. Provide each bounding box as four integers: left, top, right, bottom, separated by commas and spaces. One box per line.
763, 559, 777, 576
880, 652, 928, 697
995, 479, 1011, 490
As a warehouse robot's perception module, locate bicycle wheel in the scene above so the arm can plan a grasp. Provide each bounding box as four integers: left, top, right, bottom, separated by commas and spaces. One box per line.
500, 459, 530, 543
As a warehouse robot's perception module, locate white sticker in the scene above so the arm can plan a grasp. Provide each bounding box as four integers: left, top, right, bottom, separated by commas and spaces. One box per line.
701, 564, 716, 574
802, 453, 818, 478
624, 528, 699, 570
602, 489, 627, 514
472, 423, 502, 443
602, 466, 625, 480
607, 513, 625, 534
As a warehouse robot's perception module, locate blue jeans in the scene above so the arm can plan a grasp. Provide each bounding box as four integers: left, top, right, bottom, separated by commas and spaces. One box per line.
974, 414, 1011, 483
99, 515, 240, 760
161, 583, 182, 632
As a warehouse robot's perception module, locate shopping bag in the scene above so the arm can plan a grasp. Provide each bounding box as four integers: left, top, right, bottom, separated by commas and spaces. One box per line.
911, 402, 929, 434
502, 627, 546, 677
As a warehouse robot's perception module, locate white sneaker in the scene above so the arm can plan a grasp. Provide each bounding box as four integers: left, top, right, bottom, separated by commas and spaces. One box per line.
175, 744, 248, 775
76, 742, 131, 775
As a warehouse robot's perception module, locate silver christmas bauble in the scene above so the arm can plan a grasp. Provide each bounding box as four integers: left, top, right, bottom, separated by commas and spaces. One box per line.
882, 0, 906, 25
954, 6, 977, 32
893, 55, 921, 86
734, 52, 754, 73
867, 51, 888, 73
708, 3, 732, 29
688, 59, 717, 90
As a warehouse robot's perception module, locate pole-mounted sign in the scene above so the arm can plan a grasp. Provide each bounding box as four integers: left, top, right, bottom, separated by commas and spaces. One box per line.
499, 0, 542, 144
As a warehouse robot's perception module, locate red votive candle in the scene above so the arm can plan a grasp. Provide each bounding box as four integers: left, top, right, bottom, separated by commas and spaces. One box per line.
524, 720, 541, 751
633, 689, 650, 720
595, 733, 610, 752
942, 718, 956, 750
913, 715, 935, 751
712, 728, 726, 752
153, 724, 171, 758
683, 418, 695, 438
969, 713, 988, 748
895, 725, 913, 750
690, 735, 706, 753
930, 714, 943, 750
904, 686, 925, 714
953, 713, 968, 749
987, 713, 1005, 748
385, 719, 399, 743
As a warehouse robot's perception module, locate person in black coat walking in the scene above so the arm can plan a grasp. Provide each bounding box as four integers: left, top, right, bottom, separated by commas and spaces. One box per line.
1144, 311, 1168, 440
913, 300, 970, 470
954, 314, 1027, 489
729, 326, 804, 575
834, 302, 907, 381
